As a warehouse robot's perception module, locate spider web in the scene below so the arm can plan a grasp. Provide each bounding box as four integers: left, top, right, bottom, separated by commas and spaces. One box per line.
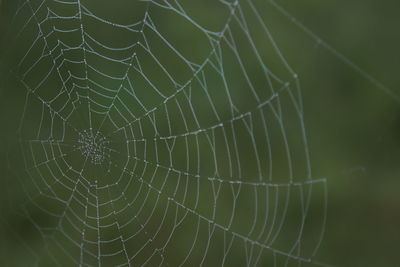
1, 0, 329, 266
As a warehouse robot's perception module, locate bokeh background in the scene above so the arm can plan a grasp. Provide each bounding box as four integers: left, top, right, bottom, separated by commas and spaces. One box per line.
0, 0, 399, 266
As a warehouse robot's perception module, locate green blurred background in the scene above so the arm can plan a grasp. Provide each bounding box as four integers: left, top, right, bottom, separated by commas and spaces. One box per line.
0, 0, 399, 266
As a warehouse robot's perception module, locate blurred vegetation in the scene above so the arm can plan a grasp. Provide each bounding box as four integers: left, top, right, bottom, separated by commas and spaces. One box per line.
0, 0, 399, 266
